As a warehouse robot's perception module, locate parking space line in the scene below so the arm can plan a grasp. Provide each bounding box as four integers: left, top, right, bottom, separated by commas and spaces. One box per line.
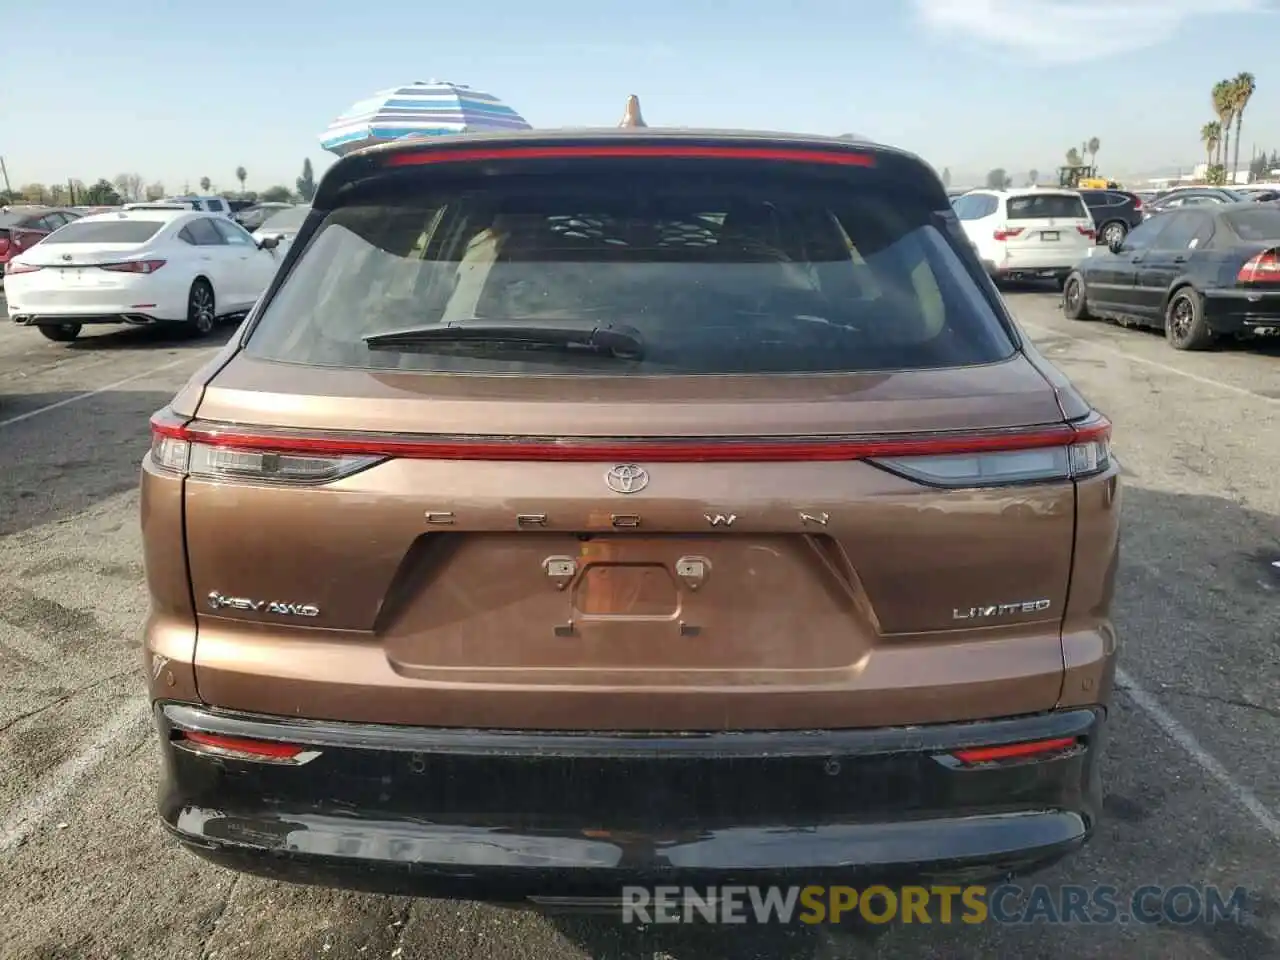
0, 698, 149, 855
1019, 321, 1279, 404
1117, 667, 1280, 842
0, 356, 196, 429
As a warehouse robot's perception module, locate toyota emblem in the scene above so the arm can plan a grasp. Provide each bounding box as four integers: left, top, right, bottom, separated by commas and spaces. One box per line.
605, 464, 649, 494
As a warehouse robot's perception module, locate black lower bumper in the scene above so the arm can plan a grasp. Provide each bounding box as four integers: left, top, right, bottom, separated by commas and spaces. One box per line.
156, 703, 1105, 902
1204, 290, 1280, 335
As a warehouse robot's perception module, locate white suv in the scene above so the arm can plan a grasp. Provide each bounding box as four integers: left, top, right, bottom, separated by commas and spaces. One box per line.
951, 189, 1096, 287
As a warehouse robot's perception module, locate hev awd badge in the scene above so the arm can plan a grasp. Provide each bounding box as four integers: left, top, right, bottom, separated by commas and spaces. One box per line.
207, 591, 320, 618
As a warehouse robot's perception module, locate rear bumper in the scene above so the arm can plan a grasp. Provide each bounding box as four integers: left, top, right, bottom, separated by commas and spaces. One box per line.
983, 259, 1078, 282
11, 311, 175, 327
156, 703, 1105, 901
6, 284, 189, 324
1203, 289, 1280, 335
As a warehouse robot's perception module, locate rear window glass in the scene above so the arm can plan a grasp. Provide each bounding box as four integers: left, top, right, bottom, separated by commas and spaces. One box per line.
1225, 208, 1280, 241
258, 206, 308, 232
245, 168, 1015, 375
1005, 194, 1088, 220
44, 219, 165, 243
0, 209, 46, 228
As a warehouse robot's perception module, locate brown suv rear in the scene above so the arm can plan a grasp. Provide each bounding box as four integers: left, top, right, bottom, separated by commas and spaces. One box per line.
140, 129, 1120, 901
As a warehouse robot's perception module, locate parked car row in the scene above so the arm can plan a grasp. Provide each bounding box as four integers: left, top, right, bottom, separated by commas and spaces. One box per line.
947, 184, 1279, 353
1062, 202, 1280, 351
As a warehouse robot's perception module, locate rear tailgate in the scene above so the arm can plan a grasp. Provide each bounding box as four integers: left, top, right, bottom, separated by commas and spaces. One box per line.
155, 137, 1110, 731
1002, 191, 1095, 259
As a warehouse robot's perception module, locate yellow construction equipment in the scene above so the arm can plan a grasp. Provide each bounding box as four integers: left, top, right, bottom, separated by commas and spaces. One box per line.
1058, 164, 1119, 189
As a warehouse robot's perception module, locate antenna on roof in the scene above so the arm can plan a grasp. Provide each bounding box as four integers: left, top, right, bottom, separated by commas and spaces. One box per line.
618, 95, 647, 128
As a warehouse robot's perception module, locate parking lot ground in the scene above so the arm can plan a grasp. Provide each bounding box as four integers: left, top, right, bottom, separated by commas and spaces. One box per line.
0, 293, 1277, 959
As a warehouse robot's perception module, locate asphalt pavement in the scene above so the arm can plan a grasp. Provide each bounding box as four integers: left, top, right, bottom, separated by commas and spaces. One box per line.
0, 293, 1278, 959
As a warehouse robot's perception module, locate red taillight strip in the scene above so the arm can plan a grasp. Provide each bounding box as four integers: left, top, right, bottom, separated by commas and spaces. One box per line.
383, 144, 877, 169
178, 730, 318, 764
151, 413, 1110, 464
952, 736, 1080, 764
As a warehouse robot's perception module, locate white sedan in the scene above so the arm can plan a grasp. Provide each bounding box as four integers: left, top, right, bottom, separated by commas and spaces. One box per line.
3, 207, 282, 342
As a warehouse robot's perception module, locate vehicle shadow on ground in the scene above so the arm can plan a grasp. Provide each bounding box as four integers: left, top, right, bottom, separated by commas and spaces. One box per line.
62, 319, 238, 352
1087, 321, 1280, 357
0, 389, 177, 537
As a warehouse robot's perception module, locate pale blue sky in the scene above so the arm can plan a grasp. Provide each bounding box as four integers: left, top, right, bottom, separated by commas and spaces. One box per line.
4, 0, 1278, 192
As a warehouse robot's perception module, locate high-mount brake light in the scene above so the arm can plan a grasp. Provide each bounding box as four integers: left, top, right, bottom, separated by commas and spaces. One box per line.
1237, 248, 1280, 284
382, 144, 878, 169
150, 410, 1112, 489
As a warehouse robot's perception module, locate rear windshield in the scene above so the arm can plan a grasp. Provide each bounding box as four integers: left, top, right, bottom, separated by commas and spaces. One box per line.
0, 209, 45, 228
1005, 194, 1089, 220
245, 167, 1015, 375
257, 205, 308, 233
1225, 208, 1280, 241
47, 220, 165, 243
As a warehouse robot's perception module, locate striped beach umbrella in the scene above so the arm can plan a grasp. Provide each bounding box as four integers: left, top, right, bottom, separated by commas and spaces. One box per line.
320, 80, 532, 156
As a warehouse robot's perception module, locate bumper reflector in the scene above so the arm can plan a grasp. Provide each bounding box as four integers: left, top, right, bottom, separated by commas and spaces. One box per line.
176, 730, 321, 765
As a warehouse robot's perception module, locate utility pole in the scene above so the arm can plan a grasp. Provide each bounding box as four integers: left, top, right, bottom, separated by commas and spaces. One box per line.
0, 156, 12, 197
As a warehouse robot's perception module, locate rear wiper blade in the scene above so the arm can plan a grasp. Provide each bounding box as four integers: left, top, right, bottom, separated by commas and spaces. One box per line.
363, 319, 644, 359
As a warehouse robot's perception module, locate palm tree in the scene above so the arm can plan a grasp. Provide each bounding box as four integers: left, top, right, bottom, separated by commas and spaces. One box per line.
1230, 72, 1256, 181
235, 166, 247, 194
199, 176, 211, 192
1201, 121, 1222, 175
1212, 80, 1235, 169
1066, 147, 1082, 167
1086, 137, 1100, 172
1028, 169, 1039, 185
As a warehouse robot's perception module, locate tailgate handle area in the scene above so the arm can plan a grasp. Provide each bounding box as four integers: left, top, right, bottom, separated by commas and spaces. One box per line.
675, 556, 710, 590
543, 555, 578, 590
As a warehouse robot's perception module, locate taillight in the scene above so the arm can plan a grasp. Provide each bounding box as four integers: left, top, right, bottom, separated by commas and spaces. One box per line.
1237, 248, 1280, 284
150, 408, 1113, 489
1132, 197, 1143, 212
4, 261, 42, 275
1077, 225, 1096, 239
993, 227, 1024, 241
149, 410, 382, 484
100, 259, 166, 274
867, 412, 1112, 488
0, 233, 9, 255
